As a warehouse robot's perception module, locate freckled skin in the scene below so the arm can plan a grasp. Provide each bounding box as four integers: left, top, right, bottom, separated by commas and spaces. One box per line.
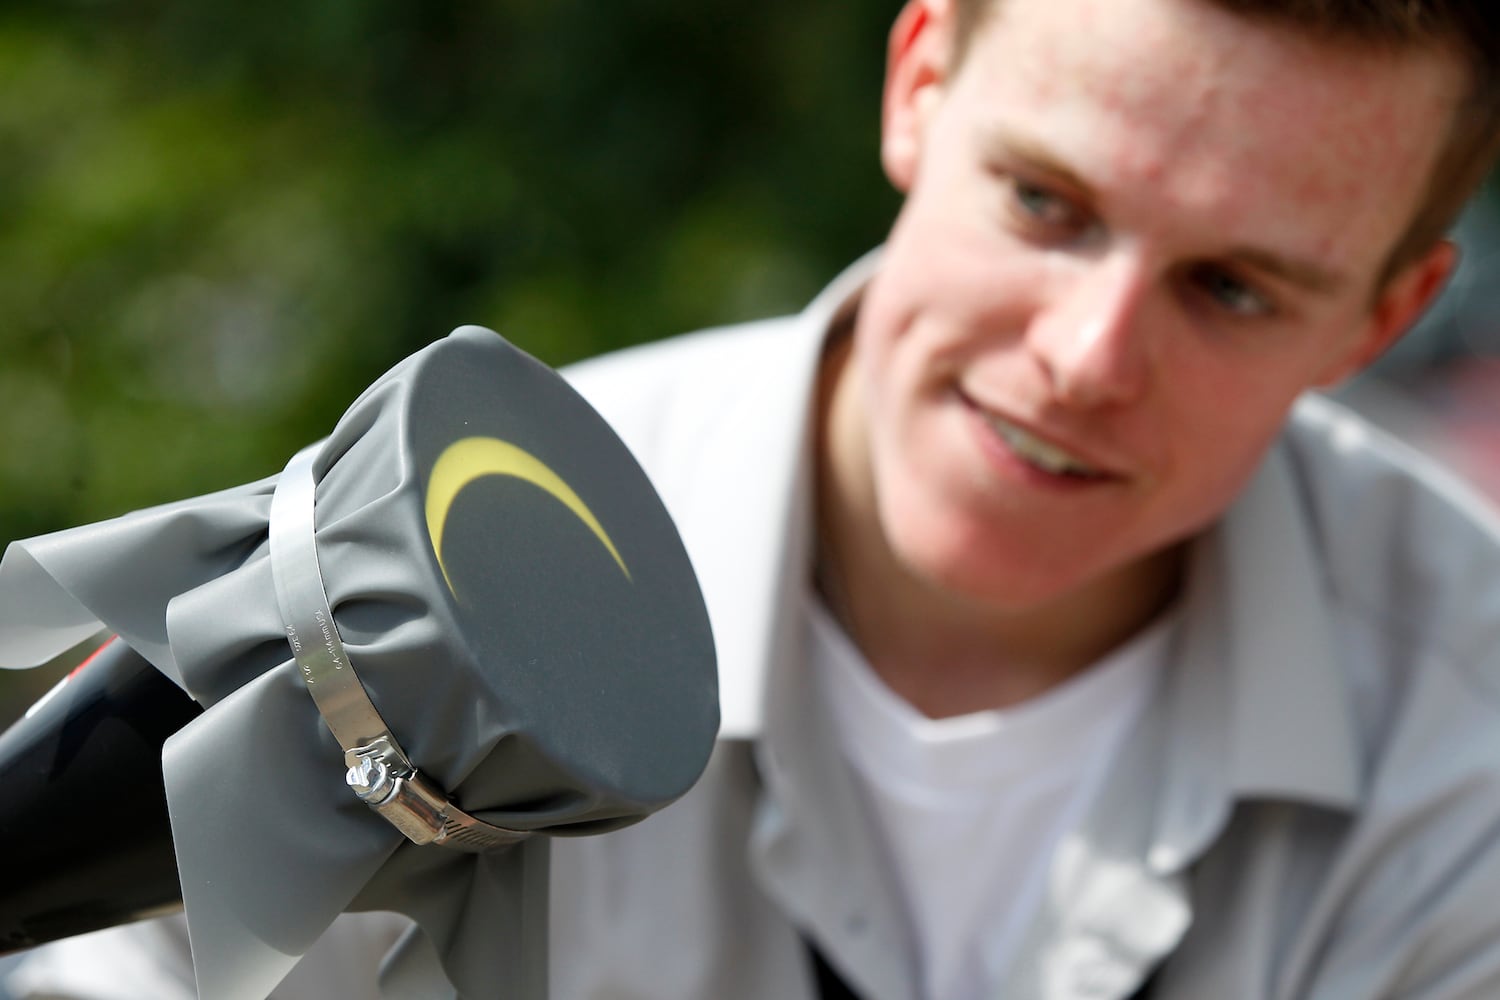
819, 0, 1463, 713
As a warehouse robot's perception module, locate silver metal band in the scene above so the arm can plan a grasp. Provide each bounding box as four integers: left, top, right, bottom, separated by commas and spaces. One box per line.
269, 444, 528, 853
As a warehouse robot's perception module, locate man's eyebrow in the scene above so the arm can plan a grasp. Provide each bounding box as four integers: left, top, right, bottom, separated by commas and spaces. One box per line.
1226, 246, 1348, 295
979, 127, 1096, 195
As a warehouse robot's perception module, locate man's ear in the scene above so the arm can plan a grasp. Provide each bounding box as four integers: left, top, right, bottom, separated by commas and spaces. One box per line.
881, 0, 955, 194
1314, 239, 1459, 386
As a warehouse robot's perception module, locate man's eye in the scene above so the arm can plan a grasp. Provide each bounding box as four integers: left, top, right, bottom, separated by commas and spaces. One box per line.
1009, 179, 1082, 231
1192, 265, 1274, 318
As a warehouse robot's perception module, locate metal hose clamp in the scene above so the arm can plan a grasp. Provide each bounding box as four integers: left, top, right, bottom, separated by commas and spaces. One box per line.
268, 444, 528, 852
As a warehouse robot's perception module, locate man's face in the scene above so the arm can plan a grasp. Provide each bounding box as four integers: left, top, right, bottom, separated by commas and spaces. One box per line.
844, 0, 1461, 610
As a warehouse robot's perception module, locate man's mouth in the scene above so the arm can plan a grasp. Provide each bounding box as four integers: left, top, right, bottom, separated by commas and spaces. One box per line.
984, 414, 1109, 480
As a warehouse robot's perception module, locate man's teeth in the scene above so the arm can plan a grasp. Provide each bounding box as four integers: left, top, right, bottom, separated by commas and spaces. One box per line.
988, 419, 1101, 477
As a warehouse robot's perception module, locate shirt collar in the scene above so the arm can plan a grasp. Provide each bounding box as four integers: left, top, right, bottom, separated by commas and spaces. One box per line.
698, 251, 878, 739
1147, 432, 1363, 872
1211, 433, 1363, 810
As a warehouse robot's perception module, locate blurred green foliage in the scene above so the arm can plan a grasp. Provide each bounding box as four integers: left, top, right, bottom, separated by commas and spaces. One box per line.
0, 1, 901, 713
0, 1, 900, 530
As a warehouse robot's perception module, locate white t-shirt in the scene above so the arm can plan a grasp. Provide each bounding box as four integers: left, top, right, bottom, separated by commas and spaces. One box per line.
809, 598, 1172, 1000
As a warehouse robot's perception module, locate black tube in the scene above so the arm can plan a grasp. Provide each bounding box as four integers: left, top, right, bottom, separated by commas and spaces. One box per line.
0, 638, 202, 953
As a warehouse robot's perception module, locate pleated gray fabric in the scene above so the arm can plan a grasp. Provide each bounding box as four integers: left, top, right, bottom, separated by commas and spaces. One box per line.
0, 326, 719, 1000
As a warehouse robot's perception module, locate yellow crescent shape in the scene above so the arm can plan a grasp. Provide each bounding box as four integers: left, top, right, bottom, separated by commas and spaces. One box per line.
426, 436, 631, 596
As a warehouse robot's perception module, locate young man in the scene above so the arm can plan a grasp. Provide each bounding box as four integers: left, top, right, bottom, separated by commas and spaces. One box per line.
10, 0, 1500, 997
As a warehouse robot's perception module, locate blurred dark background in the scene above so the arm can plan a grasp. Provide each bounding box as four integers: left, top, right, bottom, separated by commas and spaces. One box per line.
0, 0, 1496, 721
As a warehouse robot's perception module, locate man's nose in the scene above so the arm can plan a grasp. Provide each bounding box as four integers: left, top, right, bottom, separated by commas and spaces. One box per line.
1026, 256, 1155, 408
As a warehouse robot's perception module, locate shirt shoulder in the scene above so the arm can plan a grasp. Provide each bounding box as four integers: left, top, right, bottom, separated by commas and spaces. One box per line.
1284, 394, 1500, 698
563, 317, 807, 433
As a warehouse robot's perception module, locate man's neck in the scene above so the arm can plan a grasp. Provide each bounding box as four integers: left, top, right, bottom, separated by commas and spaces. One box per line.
813, 335, 1184, 720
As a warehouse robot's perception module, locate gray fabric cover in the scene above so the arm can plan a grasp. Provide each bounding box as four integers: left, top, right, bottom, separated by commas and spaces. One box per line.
0, 326, 719, 999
